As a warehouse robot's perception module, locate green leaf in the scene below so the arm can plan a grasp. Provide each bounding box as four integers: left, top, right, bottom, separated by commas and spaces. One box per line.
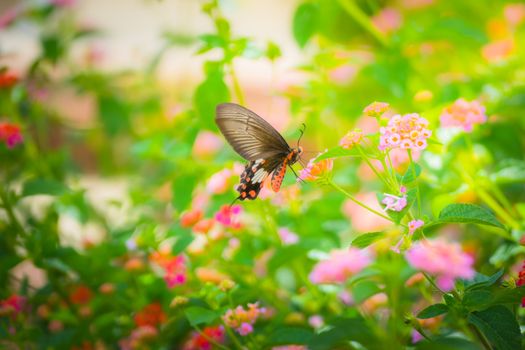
308, 317, 382, 350
462, 290, 493, 310
468, 305, 521, 350
266, 41, 282, 61
437, 204, 504, 229
172, 174, 196, 212
293, 2, 318, 48
22, 179, 69, 196
465, 270, 504, 290
400, 163, 421, 184
194, 62, 229, 129
351, 232, 385, 249
490, 286, 525, 306
352, 281, 381, 304
315, 145, 360, 161
267, 327, 314, 346
98, 95, 130, 136
417, 303, 448, 319
415, 336, 480, 350
184, 306, 217, 326
172, 232, 194, 255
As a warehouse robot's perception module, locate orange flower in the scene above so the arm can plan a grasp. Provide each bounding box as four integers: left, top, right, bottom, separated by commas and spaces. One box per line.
180, 209, 203, 228
298, 158, 333, 181
134, 302, 167, 328
0, 71, 18, 88
70, 285, 92, 305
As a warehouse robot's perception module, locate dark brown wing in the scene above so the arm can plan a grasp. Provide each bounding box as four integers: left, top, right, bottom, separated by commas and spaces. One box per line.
215, 103, 291, 161
236, 156, 284, 200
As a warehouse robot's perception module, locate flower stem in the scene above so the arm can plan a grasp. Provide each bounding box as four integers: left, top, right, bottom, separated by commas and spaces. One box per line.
357, 146, 392, 189
195, 326, 230, 350
407, 150, 422, 217
421, 272, 447, 294
329, 180, 396, 223
337, 0, 388, 47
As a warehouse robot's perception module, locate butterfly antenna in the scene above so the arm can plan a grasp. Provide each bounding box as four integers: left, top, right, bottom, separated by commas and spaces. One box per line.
297, 123, 306, 148
229, 196, 240, 208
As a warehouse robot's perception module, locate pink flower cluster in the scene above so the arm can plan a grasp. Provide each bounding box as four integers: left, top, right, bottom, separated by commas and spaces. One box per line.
278, 227, 299, 245
339, 129, 363, 149
298, 157, 333, 181
215, 205, 242, 229
363, 101, 389, 118
440, 98, 487, 132
310, 248, 372, 284
408, 219, 424, 234
150, 252, 187, 288
222, 303, 266, 336
0, 122, 23, 148
405, 239, 475, 291
382, 192, 407, 212
379, 113, 431, 151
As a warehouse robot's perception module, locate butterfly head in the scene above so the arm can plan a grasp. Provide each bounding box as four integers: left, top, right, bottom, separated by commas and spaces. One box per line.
289, 146, 303, 164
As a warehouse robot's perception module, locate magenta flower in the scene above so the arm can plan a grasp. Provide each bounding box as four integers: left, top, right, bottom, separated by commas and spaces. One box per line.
440, 98, 487, 132
379, 113, 431, 151
215, 205, 242, 229
405, 239, 475, 291
381, 193, 407, 212
408, 219, 424, 234
309, 248, 372, 284
222, 303, 265, 336
0, 122, 23, 148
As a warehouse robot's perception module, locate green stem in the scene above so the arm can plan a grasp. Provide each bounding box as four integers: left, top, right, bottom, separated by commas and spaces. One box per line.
221, 321, 244, 350
489, 185, 518, 219
0, 186, 27, 238
357, 146, 392, 189
407, 150, 422, 217
421, 272, 447, 295
329, 180, 397, 224
230, 62, 245, 105
469, 324, 493, 350
337, 0, 388, 47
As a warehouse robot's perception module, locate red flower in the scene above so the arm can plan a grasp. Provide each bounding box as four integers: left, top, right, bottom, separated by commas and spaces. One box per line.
0, 122, 23, 148
0, 294, 26, 319
0, 72, 18, 88
183, 325, 225, 350
516, 261, 525, 307
70, 285, 93, 305
134, 302, 167, 328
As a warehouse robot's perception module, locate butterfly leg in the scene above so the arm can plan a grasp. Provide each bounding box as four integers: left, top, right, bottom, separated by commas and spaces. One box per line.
288, 164, 305, 183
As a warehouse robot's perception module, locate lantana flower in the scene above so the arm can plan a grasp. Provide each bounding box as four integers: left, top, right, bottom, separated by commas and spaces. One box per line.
309, 248, 372, 284
150, 251, 187, 288
379, 113, 431, 151
215, 204, 242, 229
363, 101, 389, 118
408, 219, 424, 234
339, 129, 363, 149
182, 325, 225, 350
134, 302, 167, 328
381, 192, 407, 212
298, 157, 333, 182
405, 239, 475, 291
222, 302, 266, 336
440, 98, 487, 132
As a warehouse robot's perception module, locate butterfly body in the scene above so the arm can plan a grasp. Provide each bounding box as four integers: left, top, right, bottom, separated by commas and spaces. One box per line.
215, 103, 303, 201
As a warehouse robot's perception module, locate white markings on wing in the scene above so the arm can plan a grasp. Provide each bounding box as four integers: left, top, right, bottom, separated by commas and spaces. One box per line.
252, 167, 268, 183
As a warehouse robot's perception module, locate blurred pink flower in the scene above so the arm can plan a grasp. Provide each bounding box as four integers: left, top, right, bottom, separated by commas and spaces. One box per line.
329, 65, 357, 85
310, 248, 372, 284
150, 252, 187, 288
0, 122, 23, 148
338, 290, 354, 305
272, 346, 307, 350
408, 219, 424, 234
481, 39, 514, 62
342, 193, 391, 231
278, 227, 299, 245
405, 239, 475, 291
363, 101, 389, 118
308, 315, 324, 329
206, 169, 232, 194
0, 295, 26, 319
215, 205, 242, 229
379, 113, 431, 151
193, 131, 223, 158
504, 3, 525, 26
412, 330, 424, 344
49, 0, 76, 7
372, 8, 403, 34
440, 98, 487, 132
0, 7, 19, 29
339, 129, 363, 149
401, 0, 434, 9
222, 303, 265, 336
382, 192, 407, 212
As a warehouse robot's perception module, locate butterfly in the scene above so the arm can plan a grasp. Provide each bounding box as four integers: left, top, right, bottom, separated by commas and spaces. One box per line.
215, 103, 304, 201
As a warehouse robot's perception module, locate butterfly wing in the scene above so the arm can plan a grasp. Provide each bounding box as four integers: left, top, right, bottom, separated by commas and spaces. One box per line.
236, 157, 284, 200
215, 103, 291, 161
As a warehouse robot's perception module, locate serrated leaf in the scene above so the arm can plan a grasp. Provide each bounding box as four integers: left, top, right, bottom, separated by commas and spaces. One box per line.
315, 145, 360, 161
351, 232, 385, 249
438, 204, 504, 229
468, 305, 521, 350
400, 163, 421, 184
184, 306, 217, 326
22, 179, 69, 197
417, 303, 448, 319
